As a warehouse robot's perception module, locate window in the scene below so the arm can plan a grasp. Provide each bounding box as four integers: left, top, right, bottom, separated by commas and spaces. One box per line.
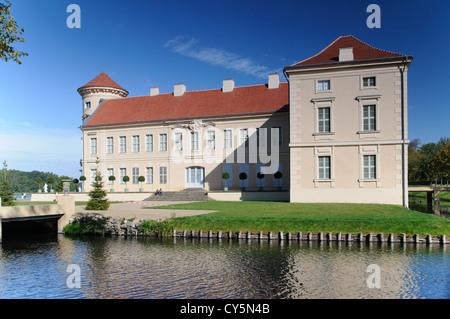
363, 105, 376, 131
363, 155, 376, 179
90, 138, 97, 155
317, 80, 330, 91
240, 129, 249, 148
119, 168, 126, 184
146, 134, 153, 152
312, 97, 335, 140
106, 137, 114, 154
256, 128, 266, 148
159, 166, 167, 184
191, 132, 199, 151
356, 95, 381, 137
159, 134, 167, 152
273, 127, 282, 147
107, 168, 114, 184
119, 136, 126, 153
223, 129, 232, 149
132, 167, 139, 184
363, 76, 376, 88
146, 167, 153, 184
318, 107, 331, 133
207, 131, 215, 150
318, 156, 331, 180
174, 133, 183, 151
132, 135, 140, 153
85, 101, 91, 109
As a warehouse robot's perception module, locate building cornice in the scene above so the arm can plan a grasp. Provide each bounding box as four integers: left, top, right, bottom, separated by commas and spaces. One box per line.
284, 56, 413, 75
77, 86, 129, 97
80, 109, 288, 131
289, 139, 409, 148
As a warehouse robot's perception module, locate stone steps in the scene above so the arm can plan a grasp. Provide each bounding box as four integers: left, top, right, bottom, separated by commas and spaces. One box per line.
144, 189, 211, 202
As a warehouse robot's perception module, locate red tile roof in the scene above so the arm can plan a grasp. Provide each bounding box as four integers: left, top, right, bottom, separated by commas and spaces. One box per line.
83, 83, 288, 127
287, 35, 411, 68
78, 72, 128, 93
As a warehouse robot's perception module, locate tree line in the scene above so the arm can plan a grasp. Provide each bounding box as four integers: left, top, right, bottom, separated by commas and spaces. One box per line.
408, 137, 450, 185
1, 166, 76, 194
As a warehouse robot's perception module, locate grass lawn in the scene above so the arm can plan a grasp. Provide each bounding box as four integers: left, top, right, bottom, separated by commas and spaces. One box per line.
146, 201, 450, 236
409, 191, 450, 200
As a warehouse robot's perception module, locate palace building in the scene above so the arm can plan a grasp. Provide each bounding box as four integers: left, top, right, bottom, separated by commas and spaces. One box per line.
79, 35, 413, 206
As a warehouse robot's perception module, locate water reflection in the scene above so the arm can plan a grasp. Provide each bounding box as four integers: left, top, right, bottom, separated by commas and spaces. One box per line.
409, 196, 450, 219
0, 235, 448, 299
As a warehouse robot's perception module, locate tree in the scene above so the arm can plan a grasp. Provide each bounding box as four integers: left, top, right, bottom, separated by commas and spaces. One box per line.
274, 171, 283, 188
430, 141, 450, 183
55, 176, 72, 192
0, 178, 15, 206
408, 139, 421, 183
72, 178, 79, 192
108, 175, 116, 191
221, 171, 230, 190
35, 177, 43, 192
138, 176, 145, 191
0, 1, 28, 64
47, 177, 55, 192
85, 158, 110, 210
239, 172, 247, 191
123, 176, 130, 191
79, 175, 86, 192
407, 136, 449, 185
257, 172, 265, 190
1, 161, 16, 206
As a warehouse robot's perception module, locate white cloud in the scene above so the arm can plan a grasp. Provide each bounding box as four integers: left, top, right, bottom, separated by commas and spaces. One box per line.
164, 36, 280, 78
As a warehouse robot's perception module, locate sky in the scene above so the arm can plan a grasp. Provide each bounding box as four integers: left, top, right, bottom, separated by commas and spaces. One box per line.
0, 0, 449, 178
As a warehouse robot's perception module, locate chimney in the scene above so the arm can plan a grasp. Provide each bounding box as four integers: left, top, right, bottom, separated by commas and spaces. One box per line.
150, 87, 159, 96
222, 79, 235, 92
268, 73, 279, 89
174, 83, 186, 96
339, 47, 354, 62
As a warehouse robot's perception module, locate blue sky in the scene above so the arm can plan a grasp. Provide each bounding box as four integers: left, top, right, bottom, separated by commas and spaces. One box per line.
0, 0, 449, 178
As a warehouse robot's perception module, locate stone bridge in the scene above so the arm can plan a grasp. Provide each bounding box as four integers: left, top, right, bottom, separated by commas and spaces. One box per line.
409, 186, 450, 215
0, 196, 74, 243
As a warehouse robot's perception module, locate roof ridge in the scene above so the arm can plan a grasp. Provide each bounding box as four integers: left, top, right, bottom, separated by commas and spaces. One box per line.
117, 82, 288, 99
79, 72, 128, 93
290, 36, 344, 66
289, 35, 405, 67
350, 35, 405, 57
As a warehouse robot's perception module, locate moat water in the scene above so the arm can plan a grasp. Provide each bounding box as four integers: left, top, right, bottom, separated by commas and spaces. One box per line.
0, 233, 448, 299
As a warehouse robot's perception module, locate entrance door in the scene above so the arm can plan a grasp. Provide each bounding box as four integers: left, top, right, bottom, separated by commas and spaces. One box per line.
186, 167, 205, 188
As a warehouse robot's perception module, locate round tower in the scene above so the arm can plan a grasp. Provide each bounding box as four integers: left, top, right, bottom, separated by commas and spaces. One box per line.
77, 72, 129, 121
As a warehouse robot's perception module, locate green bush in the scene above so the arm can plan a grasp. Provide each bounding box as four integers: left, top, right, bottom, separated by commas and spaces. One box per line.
63, 216, 109, 235
139, 216, 177, 236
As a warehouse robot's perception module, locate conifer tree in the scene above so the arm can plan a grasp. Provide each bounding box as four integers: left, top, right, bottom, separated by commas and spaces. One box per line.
1, 160, 16, 206
86, 158, 110, 210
